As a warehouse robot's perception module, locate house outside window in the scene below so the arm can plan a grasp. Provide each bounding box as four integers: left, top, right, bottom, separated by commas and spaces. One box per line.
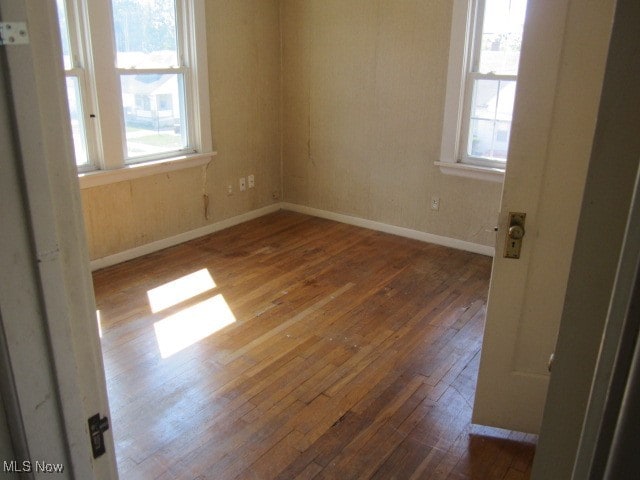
55, 0, 212, 181
438, 0, 528, 181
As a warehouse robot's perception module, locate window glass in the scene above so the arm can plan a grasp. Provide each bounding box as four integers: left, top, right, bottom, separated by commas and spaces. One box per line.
56, 0, 90, 167
477, 0, 527, 75
120, 73, 187, 159
112, 0, 179, 68
55, 0, 72, 70
468, 79, 515, 161
65, 77, 89, 166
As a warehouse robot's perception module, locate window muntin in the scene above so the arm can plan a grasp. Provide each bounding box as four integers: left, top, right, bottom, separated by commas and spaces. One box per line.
460, 0, 527, 167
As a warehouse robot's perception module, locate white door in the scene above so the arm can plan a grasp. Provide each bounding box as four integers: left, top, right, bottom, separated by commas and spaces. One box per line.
0, 0, 118, 477
472, 0, 617, 433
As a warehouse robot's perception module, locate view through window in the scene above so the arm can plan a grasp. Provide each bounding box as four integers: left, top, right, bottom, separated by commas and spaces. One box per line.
55, 0, 209, 171
112, 0, 189, 160
463, 0, 527, 166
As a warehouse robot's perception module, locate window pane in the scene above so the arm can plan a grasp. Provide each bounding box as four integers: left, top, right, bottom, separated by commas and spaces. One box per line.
468, 78, 515, 161
65, 77, 89, 166
55, 0, 72, 70
469, 119, 494, 158
112, 0, 178, 68
478, 0, 527, 75
471, 79, 516, 121
121, 73, 187, 160
468, 119, 510, 161
495, 80, 517, 120
471, 79, 499, 120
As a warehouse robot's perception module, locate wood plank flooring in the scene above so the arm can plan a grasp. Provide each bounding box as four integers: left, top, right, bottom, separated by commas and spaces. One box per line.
93, 211, 537, 479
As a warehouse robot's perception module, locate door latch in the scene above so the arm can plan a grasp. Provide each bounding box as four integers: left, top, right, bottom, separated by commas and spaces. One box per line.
504, 212, 526, 259
88, 413, 110, 458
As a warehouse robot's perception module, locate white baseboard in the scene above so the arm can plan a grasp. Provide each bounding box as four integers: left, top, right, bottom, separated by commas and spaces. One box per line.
90, 201, 494, 271
280, 203, 495, 257
89, 203, 281, 271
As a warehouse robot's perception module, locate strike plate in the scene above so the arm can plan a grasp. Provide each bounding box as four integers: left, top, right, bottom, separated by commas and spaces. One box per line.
0, 22, 29, 46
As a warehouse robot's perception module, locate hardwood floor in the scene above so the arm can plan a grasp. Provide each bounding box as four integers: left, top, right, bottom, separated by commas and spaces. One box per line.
93, 211, 536, 479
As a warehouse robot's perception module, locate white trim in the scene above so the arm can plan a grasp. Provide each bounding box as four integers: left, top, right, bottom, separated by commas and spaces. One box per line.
435, 161, 504, 182
78, 151, 215, 189
280, 203, 495, 257
84, 0, 122, 170
90, 203, 281, 271
440, 0, 473, 168
90, 201, 495, 271
188, 0, 213, 153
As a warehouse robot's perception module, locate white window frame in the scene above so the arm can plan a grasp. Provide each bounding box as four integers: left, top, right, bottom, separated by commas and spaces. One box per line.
57, 0, 98, 173
57, 0, 214, 188
437, 0, 522, 182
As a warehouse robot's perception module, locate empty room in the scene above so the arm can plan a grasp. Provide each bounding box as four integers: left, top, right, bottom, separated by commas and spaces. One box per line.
1, 0, 639, 479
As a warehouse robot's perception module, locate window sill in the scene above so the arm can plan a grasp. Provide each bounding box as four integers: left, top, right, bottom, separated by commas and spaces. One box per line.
435, 161, 505, 183
78, 152, 216, 189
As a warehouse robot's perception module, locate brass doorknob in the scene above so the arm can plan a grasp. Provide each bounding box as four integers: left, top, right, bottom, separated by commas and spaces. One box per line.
508, 224, 525, 240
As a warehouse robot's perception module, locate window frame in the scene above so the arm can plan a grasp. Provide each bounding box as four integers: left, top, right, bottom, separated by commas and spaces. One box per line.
57, 0, 97, 172
57, 0, 213, 185
437, 0, 525, 182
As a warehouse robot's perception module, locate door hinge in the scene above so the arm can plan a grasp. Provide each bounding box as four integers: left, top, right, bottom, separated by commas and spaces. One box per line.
88, 413, 110, 459
0, 22, 29, 46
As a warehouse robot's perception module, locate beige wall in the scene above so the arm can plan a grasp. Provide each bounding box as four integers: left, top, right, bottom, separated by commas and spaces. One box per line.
82, 0, 282, 260
281, 0, 502, 247
84, 0, 506, 261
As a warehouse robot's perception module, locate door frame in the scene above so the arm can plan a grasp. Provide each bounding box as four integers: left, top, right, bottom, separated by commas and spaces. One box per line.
0, 0, 117, 477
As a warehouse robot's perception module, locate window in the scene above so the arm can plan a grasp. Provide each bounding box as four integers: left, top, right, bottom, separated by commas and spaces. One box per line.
55, 0, 212, 182
438, 0, 527, 180
56, 0, 93, 171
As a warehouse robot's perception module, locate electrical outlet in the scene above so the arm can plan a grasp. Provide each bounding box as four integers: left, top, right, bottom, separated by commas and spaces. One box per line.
239, 177, 246, 192
431, 197, 440, 211
227, 184, 233, 196
248, 174, 255, 189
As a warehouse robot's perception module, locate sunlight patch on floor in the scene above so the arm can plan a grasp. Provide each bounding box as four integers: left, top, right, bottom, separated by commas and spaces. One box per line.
153, 294, 236, 358
146, 268, 216, 313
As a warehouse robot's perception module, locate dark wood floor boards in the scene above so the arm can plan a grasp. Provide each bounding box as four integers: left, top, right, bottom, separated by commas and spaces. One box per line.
92, 210, 536, 479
